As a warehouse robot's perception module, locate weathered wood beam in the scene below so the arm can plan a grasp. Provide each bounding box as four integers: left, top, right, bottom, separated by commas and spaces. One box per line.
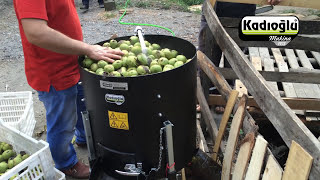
217, 0, 320, 9
197, 52, 259, 135
197, 76, 219, 140
203, 1, 320, 179
217, 68, 320, 84
209, 94, 320, 111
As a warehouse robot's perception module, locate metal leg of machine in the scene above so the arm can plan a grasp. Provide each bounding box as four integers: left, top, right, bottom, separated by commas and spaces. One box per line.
81, 111, 96, 163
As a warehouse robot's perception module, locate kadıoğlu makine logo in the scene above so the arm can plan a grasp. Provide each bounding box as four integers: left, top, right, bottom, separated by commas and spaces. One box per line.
240, 16, 299, 46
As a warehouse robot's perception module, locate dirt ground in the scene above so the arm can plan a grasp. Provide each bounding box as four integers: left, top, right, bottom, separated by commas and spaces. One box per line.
0, 0, 319, 179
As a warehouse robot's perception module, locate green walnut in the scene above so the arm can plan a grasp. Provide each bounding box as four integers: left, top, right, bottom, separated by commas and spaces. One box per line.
174, 61, 184, 68
163, 64, 174, 72
97, 60, 108, 68
110, 71, 121, 77
0, 162, 8, 173
168, 58, 177, 66
90, 63, 98, 72
83, 58, 93, 68
137, 65, 150, 75
151, 43, 161, 50
137, 53, 148, 65
131, 46, 142, 55
104, 64, 115, 73
112, 60, 123, 70
130, 36, 139, 45
150, 65, 162, 73
109, 39, 118, 49
158, 57, 169, 66
126, 56, 138, 67
119, 43, 130, 51
176, 55, 187, 63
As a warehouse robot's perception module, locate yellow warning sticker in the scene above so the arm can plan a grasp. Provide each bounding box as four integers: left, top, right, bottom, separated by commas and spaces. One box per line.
108, 111, 129, 130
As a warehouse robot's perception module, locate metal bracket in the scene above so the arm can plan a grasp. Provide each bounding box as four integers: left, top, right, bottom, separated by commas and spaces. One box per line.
81, 111, 96, 161
163, 120, 176, 174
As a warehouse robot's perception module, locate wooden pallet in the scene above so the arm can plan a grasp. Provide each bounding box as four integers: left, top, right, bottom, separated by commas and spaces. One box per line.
197, 75, 314, 180
199, 1, 320, 179
229, 47, 320, 120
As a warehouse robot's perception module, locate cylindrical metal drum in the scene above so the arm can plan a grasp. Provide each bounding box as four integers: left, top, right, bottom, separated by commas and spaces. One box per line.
79, 35, 197, 179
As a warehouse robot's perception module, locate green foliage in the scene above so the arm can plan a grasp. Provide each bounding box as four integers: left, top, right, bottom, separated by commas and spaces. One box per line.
177, 0, 204, 6
136, 1, 151, 8
308, 9, 320, 17
281, 9, 296, 14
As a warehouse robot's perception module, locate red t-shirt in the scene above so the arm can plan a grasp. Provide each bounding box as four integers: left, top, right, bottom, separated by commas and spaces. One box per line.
14, 0, 83, 92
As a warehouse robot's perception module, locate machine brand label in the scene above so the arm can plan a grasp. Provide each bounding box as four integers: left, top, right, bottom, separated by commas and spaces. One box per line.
108, 111, 129, 130
100, 80, 128, 91
239, 16, 299, 46
105, 94, 125, 105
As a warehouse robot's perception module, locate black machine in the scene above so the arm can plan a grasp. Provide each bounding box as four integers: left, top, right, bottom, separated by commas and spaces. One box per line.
78, 34, 197, 180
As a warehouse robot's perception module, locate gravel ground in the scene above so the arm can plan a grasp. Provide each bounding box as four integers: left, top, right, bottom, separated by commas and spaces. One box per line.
0, 0, 200, 179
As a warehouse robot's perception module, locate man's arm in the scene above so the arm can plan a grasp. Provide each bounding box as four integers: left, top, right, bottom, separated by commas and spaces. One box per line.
268, 0, 281, 5
21, 18, 123, 62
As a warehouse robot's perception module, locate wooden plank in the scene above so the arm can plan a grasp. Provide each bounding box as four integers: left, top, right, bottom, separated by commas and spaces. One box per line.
259, 47, 280, 97
210, 0, 217, 6
311, 51, 320, 67
245, 135, 268, 180
212, 90, 239, 161
282, 141, 313, 180
296, 50, 314, 69
222, 95, 248, 180
285, 49, 299, 69
197, 77, 219, 140
216, 0, 320, 10
202, 2, 320, 179
284, 49, 309, 98
235, 80, 247, 97
181, 168, 186, 180
219, 53, 225, 68
248, 47, 259, 57
262, 154, 283, 180
295, 50, 320, 120
197, 53, 259, 135
208, 94, 320, 111
249, 47, 262, 71
217, 67, 320, 84
311, 51, 320, 90
271, 48, 297, 98
296, 50, 320, 99
197, 120, 209, 153
251, 56, 262, 71
232, 133, 255, 180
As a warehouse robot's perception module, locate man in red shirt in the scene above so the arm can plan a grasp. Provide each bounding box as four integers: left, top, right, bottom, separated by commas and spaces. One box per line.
13, 0, 123, 178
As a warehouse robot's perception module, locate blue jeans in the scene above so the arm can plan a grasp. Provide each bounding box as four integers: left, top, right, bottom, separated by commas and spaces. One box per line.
37, 83, 87, 170
82, 0, 103, 6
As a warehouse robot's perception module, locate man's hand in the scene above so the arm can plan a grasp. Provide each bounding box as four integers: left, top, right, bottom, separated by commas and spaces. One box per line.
268, 0, 281, 5
86, 45, 124, 63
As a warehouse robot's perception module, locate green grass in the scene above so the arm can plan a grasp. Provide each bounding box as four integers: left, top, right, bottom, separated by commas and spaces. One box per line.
308, 9, 320, 17
177, 0, 204, 6
281, 9, 296, 14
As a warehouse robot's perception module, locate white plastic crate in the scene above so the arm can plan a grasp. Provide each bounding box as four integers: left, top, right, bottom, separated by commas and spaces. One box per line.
0, 119, 65, 180
0, 91, 36, 136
